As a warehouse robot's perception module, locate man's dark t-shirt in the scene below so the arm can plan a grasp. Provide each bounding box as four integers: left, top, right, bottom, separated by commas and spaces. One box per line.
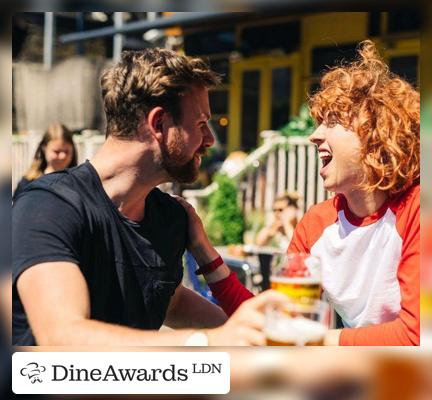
12, 177, 31, 202
12, 161, 187, 345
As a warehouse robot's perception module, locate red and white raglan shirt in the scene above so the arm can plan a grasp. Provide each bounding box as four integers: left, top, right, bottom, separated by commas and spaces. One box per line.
288, 184, 420, 345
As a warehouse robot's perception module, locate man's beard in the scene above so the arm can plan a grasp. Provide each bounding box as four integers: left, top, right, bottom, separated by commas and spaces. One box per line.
161, 130, 207, 183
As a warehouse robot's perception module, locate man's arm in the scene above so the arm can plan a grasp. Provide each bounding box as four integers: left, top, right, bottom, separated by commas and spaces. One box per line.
17, 262, 201, 346
18, 261, 286, 346
163, 284, 227, 329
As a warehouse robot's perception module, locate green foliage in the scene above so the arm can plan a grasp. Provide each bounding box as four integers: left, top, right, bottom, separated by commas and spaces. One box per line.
279, 103, 316, 137
205, 174, 245, 245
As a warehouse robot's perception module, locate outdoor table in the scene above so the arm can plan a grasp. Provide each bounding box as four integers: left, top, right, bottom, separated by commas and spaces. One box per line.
242, 245, 285, 290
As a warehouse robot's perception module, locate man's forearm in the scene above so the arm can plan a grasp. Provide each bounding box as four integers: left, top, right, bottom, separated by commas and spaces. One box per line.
36, 317, 198, 346
164, 285, 227, 329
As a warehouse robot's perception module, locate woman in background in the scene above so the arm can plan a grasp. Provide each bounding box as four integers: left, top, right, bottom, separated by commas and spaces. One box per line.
13, 122, 77, 200
255, 192, 300, 249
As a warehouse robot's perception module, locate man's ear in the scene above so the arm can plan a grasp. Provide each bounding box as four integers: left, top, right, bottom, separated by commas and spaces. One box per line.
147, 107, 165, 143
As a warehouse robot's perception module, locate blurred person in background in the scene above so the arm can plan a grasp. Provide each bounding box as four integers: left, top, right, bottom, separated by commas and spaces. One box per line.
184, 40, 420, 346
12, 48, 285, 346
255, 192, 300, 249
13, 122, 77, 201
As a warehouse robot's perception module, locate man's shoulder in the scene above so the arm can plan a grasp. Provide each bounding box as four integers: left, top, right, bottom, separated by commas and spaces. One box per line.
19, 164, 83, 192
150, 188, 187, 218
14, 164, 91, 215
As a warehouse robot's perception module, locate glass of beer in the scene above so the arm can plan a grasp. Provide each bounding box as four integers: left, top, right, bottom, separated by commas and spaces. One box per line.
270, 253, 322, 304
265, 299, 330, 346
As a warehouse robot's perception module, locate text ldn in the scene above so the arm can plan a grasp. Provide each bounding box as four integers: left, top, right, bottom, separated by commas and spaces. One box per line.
52, 364, 188, 382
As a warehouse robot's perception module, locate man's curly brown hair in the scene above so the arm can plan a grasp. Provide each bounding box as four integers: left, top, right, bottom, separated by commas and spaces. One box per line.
101, 48, 221, 138
309, 40, 420, 196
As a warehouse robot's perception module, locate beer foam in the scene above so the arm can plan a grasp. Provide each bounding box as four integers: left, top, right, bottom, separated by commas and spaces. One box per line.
265, 317, 327, 345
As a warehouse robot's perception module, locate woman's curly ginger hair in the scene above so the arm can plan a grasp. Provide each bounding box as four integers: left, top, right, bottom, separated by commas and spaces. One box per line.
309, 40, 419, 196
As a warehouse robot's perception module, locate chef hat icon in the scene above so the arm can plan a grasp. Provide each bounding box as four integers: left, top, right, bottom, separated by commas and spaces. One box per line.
20, 362, 46, 383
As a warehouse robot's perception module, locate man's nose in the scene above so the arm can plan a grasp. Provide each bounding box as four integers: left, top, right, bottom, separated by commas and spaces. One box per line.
203, 125, 215, 148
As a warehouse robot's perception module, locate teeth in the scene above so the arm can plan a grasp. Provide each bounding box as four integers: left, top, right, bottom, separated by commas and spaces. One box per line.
319, 151, 332, 159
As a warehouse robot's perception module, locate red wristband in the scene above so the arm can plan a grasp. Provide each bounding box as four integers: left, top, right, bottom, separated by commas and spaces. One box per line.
195, 255, 224, 275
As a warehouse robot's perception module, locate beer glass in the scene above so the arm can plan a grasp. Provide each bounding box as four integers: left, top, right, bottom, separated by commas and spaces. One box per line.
270, 253, 322, 304
265, 299, 330, 346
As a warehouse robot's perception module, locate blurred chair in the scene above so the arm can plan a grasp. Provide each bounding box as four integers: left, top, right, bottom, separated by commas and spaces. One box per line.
184, 251, 217, 304
184, 252, 256, 305
221, 257, 255, 292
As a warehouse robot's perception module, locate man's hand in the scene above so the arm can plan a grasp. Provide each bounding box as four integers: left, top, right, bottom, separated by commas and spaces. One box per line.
207, 290, 288, 346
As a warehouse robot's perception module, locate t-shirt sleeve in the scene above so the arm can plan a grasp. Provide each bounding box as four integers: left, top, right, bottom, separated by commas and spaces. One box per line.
288, 211, 313, 254
12, 189, 84, 284
12, 177, 29, 203
288, 199, 338, 255
340, 188, 420, 346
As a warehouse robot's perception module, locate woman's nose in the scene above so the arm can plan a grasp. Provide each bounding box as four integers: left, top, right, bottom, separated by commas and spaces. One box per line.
308, 125, 325, 146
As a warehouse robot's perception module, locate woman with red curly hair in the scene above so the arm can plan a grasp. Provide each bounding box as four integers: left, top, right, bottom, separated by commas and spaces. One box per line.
180, 40, 419, 346
288, 40, 420, 345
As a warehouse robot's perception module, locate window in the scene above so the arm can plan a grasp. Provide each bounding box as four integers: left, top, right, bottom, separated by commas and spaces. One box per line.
210, 58, 230, 84
241, 70, 260, 150
388, 10, 421, 34
312, 43, 357, 75
184, 29, 236, 55
240, 21, 300, 56
271, 67, 292, 130
389, 55, 418, 86
210, 90, 228, 115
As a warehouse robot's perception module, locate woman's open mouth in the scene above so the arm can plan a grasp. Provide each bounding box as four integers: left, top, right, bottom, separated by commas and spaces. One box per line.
319, 150, 333, 175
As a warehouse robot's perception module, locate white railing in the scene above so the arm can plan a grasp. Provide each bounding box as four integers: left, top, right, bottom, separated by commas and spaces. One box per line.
183, 131, 329, 218
12, 130, 105, 191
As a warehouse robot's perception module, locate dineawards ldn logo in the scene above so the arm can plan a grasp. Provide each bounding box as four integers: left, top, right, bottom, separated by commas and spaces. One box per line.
12, 352, 230, 394
20, 362, 47, 383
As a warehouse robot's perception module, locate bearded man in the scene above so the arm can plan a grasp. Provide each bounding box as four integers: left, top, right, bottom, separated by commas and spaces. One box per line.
12, 49, 283, 346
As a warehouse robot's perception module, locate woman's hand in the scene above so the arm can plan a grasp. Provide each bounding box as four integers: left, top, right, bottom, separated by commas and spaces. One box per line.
173, 195, 219, 265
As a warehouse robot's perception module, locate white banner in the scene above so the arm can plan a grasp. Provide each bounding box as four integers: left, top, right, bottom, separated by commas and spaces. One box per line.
12, 352, 230, 394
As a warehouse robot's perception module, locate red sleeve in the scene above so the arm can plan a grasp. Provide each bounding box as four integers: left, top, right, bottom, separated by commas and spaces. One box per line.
208, 272, 254, 316
340, 186, 420, 346
288, 212, 312, 254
